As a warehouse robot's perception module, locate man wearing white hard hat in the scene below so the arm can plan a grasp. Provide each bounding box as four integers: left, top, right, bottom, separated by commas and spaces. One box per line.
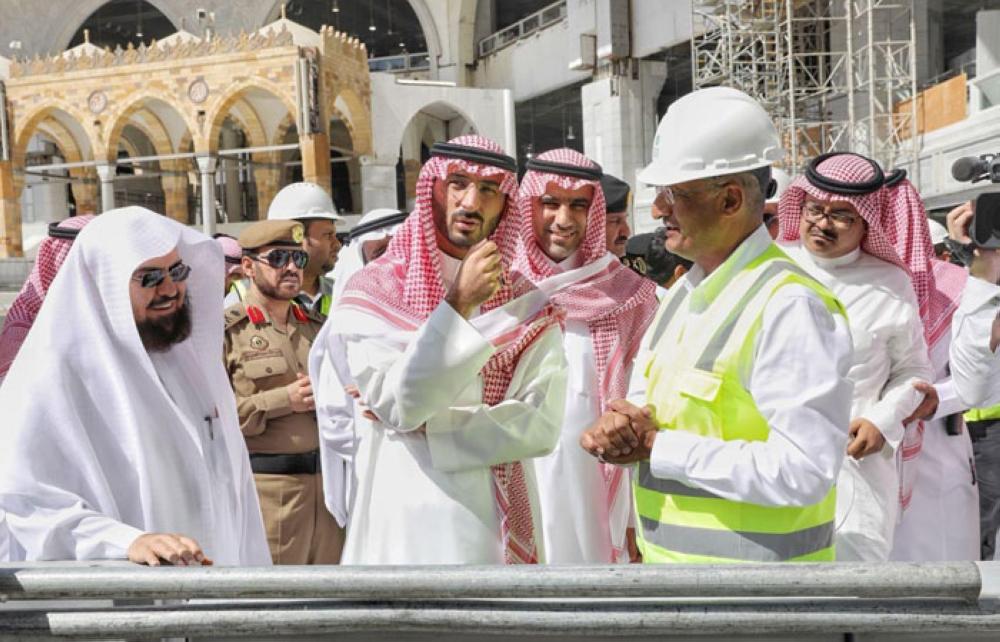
580, 87, 854, 563
267, 182, 343, 317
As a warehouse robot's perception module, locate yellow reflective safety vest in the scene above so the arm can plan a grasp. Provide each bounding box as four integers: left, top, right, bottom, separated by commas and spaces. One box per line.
965, 404, 1000, 423
634, 243, 847, 563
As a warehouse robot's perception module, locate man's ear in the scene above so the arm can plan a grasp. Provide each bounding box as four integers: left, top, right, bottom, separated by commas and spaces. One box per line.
241, 256, 254, 279
720, 183, 744, 216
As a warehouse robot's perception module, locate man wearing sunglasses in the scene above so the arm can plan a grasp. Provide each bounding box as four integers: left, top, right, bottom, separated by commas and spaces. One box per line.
777, 153, 934, 561
0, 207, 270, 567
224, 219, 343, 564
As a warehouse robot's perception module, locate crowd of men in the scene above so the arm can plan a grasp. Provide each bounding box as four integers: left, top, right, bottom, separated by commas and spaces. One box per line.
1, 86, 1000, 567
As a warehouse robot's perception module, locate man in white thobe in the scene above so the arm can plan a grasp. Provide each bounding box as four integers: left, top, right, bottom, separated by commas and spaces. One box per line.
311, 207, 408, 528
0, 207, 271, 566
777, 153, 933, 562
509, 148, 658, 563
888, 184, 978, 562
312, 136, 566, 564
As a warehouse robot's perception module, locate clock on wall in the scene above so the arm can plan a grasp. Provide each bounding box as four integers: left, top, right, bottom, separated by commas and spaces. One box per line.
87, 91, 108, 115
188, 79, 209, 104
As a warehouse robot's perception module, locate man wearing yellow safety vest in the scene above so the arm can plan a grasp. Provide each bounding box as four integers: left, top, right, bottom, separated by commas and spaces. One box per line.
227, 182, 342, 318
579, 87, 855, 563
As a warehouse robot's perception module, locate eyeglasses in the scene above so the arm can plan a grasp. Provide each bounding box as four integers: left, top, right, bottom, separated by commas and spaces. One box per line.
131, 262, 192, 289
654, 181, 726, 205
249, 249, 309, 269
802, 202, 861, 228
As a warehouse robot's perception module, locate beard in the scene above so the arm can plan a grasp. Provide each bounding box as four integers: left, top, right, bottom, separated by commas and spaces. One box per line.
137, 297, 193, 353
254, 272, 299, 301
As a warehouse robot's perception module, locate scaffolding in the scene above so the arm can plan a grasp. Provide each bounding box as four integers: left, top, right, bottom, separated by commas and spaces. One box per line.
691, 0, 917, 177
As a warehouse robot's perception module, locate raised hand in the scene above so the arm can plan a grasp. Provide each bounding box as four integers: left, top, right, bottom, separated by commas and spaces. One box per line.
445, 240, 503, 318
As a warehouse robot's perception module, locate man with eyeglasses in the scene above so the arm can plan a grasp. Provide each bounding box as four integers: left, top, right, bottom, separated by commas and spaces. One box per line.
777, 152, 934, 561
580, 87, 853, 564
224, 219, 343, 564
0, 207, 270, 566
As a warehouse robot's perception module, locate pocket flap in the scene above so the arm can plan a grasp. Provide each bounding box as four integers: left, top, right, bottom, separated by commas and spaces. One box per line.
242, 356, 289, 379
677, 369, 723, 402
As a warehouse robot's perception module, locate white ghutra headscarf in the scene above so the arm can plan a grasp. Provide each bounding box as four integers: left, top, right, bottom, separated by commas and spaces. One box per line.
0, 208, 270, 565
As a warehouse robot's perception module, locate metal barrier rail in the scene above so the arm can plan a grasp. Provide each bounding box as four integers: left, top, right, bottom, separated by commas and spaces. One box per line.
0, 562, 986, 601
1, 562, 999, 638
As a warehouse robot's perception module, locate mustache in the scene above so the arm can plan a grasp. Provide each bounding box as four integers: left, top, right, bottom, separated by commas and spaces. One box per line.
453, 210, 483, 223
809, 224, 838, 241
148, 294, 180, 309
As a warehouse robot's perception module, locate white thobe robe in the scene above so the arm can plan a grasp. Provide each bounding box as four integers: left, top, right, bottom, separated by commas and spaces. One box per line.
0, 208, 270, 566
891, 334, 980, 561
950, 276, 1000, 408
784, 243, 932, 561
531, 251, 633, 563
635, 227, 854, 510
335, 253, 567, 564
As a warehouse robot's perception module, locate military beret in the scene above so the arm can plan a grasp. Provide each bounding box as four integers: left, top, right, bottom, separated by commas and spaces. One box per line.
622, 230, 692, 285
238, 219, 304, 251
601, 174, 631, 213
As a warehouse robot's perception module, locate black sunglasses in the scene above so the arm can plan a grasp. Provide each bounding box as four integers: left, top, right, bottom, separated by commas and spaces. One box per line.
249, 249, 309, 269
131, 262, 192, 289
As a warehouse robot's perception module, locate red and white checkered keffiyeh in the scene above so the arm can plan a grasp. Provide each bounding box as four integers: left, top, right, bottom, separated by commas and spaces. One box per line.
510, 148, 658, 562
338, 135, 559, 564
0, 215, 94, 380
777, 153, 910, 275
885, 177, 968, 511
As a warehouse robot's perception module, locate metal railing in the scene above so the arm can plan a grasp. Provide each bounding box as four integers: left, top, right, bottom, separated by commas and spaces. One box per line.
2, 562, 1000, 638
476, 1, 567, 59
368, 51, 431, 74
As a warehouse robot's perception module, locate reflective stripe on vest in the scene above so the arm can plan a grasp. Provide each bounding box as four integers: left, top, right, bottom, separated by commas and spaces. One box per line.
231, 278, 249, 300
635, 244, 844, 564
965, 404, 1000, 422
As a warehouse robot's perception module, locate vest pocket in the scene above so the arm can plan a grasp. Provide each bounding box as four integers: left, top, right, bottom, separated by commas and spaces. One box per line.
677, 368, 723, 403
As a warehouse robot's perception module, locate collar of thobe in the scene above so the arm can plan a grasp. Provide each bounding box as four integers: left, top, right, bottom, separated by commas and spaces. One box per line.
438, 250, 463, 291
803, 245, 862, 270
541, 248, 584, 273
684, 224, 773, 312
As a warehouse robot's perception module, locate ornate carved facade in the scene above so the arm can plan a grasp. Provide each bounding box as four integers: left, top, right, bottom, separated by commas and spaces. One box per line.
0, 15, 372, 257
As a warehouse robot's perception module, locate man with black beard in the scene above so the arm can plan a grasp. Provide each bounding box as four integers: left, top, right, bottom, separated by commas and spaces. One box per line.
0, 207, 270, 566
224, 219, 343, 564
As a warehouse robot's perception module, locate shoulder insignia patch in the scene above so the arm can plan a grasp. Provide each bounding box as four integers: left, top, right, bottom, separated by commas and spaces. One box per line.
224, 304, 248, 330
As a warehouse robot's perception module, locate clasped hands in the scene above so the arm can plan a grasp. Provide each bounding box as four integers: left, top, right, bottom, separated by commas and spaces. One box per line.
579, 399, 659, 465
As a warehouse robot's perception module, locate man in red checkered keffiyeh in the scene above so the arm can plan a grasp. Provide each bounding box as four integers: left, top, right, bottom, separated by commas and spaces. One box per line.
886, 175, 978, 562
506, 148, 657, 563
311, 135, 566, 565
0, 215, 94, 382
778, 152, 934, 561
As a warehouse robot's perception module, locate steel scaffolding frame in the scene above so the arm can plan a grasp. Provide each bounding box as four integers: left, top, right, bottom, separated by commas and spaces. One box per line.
691, 0, 916, 176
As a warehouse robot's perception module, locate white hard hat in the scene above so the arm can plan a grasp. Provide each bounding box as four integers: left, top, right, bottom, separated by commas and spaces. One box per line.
766, 168, 793, 204
928, 218, 949, 246
267, 182, 342, 222
638, 86, 784, 187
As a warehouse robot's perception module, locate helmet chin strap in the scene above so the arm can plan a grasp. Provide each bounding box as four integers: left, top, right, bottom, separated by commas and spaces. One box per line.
805, 152, 886, 195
